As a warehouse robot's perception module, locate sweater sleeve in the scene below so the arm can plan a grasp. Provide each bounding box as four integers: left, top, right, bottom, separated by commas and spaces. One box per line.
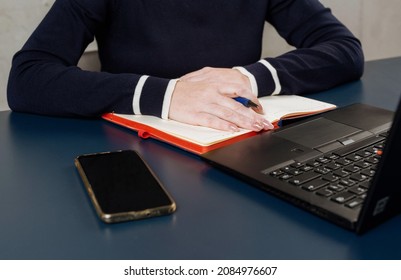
7, 0, 171, 118
241, 0, 364, 97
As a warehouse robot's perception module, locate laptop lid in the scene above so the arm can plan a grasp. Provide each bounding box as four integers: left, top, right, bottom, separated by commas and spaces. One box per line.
356, 97, 401, 233
201, 99, 400, 233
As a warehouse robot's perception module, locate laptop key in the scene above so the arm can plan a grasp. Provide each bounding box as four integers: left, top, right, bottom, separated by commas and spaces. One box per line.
328, 184, 345, 192
355, 160, 371, 169
301, 178, 329, 191
335, 158, 352, 166
346, 154, 363, 162
361, 168, 375, 177
338, 178, 356, 187
356, 150, 373, 158
281, 166, 296, 173
316, 188, 335, 197
316, 156, 331, 164
350, 173, 368, 182
306, 160, 321, 168
327, 154, 340, 160
359, 180, 372, 189
321, 174, 339, 182
360, 193, 368, 200
301, 165, 314, 172
315, 166, 331, 174
331, 192, 356, 204
326, 162, 341, 170
333, 169, 350, 178
290, 162, 304, 168
289, 171, 320, 186
344, 165, 360, 173
365, 156, 379, 164
270, 169, 284, 177
287, 169, 303, 176
279, 173, 293, 180
346, 198, 364, 209
349, 186, 367, 195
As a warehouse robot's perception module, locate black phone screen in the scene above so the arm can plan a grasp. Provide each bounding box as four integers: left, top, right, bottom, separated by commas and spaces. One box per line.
75, 150, 175, 222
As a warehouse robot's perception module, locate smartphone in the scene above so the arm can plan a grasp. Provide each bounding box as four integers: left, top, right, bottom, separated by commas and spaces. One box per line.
75, 150, 176, 223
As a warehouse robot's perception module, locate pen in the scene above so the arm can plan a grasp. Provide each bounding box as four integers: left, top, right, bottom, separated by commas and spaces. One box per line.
234, 97, 259, 109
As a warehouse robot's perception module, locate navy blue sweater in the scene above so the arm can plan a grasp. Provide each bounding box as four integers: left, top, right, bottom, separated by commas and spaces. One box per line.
7, 0, 363, 118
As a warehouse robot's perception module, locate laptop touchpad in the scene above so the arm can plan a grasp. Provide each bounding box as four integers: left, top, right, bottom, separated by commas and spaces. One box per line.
274, 117, 360, 148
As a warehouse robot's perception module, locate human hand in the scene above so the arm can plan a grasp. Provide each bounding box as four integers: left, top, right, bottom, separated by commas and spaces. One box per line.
168, 67, 274, 132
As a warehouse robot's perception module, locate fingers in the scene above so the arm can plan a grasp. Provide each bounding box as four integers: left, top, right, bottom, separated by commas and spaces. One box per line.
203, 83, 267, 126
181, 67, 264, 114
178, 103, 272, 133
212, 98, 273, 131
188, 112, 242, 132
214, 107, 273, 132
194, 112, 270, 133
169, 80, 274, 132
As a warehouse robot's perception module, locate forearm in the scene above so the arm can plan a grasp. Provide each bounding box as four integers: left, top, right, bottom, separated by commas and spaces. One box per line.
8, 49, 177, 118
242, 36, 363, 97
265, 36, 364, 95
7, 50, 138, 117
239, 0, 364, 97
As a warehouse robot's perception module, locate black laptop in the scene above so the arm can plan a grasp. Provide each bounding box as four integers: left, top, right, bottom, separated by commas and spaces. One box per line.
201, 98, 401, 234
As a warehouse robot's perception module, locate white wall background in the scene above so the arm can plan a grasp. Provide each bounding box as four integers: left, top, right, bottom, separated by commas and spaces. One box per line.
1, 0, 401, 111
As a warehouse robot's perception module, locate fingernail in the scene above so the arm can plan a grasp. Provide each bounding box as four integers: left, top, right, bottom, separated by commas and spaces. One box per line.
263, 120, 274, 130
257, 106, 264, 114
252, 122, 263, 131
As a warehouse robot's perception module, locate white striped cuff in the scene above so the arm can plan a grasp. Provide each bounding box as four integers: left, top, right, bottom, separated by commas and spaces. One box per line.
258, 60, 281, 95
132, 75, 149, 115
161, 79, 179, 120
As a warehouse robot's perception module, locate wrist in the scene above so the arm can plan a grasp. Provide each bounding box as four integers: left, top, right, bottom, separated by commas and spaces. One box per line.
233, 66, 258, 97
242, 59, 282, 96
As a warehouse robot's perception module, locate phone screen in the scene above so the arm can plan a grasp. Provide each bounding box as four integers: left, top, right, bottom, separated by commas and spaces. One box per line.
75, 150, 176, 223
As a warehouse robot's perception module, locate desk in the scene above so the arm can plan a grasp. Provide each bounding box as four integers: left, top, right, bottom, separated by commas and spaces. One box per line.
1, 57, 401, 260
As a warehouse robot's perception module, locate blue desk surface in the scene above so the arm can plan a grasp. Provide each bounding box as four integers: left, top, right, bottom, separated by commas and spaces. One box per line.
1, 57, 401, 260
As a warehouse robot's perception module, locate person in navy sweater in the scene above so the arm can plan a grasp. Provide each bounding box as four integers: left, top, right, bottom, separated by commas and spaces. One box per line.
7, 0, 363, 132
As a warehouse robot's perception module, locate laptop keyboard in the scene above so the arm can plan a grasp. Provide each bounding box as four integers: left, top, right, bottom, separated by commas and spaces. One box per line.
269, 132, 388, 210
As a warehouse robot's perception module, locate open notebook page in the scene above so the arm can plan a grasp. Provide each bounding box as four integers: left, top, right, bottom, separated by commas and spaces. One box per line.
113, 95, 336, 147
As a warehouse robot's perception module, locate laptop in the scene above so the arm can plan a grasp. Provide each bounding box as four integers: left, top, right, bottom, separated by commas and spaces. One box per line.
201, 98, 401, 234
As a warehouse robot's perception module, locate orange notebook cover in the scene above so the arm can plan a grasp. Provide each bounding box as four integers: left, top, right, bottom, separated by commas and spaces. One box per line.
102, 95, 336, 155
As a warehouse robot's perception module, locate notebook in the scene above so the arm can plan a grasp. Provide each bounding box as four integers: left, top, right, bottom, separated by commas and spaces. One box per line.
103, 95, 336, 154
201, 97, 401, 234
